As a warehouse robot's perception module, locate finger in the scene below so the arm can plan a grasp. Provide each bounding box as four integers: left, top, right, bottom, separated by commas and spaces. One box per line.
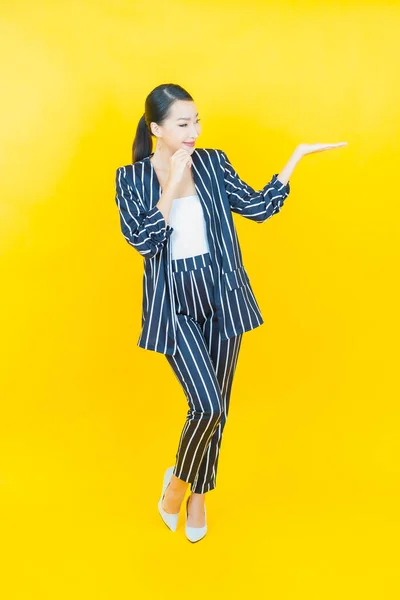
174, 149, 190, 158
319, 143, 347, 150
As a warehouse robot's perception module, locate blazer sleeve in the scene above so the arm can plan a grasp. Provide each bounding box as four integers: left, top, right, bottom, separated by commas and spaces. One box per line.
115, 166, 174, 259
218, 150, 291, 223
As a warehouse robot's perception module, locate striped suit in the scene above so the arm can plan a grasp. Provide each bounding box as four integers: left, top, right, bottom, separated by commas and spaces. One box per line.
115, 148, 291, 356
167, 250, 244, 493
115, 148, 291, 493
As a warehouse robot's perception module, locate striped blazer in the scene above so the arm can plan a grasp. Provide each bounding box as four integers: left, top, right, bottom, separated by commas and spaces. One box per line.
115, 147, 291, 355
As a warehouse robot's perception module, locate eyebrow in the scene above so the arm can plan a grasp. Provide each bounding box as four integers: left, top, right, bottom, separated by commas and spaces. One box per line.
176, 113, 199, 121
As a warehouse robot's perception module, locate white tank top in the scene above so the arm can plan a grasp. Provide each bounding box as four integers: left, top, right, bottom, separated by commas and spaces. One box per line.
168, 194, 210, 260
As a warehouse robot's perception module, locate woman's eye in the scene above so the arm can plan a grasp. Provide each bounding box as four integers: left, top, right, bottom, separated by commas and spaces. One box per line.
179, 120, 201, 127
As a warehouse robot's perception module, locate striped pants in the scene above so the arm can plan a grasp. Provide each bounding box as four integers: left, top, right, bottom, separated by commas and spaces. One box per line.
166, 251, 243, 494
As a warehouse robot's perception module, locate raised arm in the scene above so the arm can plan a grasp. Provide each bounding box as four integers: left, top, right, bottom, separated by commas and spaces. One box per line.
115, 166, 173, 259
218, 150, 291, 223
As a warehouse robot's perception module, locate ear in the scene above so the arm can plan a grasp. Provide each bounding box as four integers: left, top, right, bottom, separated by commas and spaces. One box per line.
150, 122, 160, 137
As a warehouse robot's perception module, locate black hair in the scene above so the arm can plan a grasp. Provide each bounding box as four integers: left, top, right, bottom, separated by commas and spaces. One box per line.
132, 83, 194, 163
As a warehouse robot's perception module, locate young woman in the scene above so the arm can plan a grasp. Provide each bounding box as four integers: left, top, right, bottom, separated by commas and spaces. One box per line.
115, 83, 347, 542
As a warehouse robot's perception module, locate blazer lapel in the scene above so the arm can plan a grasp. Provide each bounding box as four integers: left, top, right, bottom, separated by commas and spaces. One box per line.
144, 149, 232, 275
191, 149, 232, 274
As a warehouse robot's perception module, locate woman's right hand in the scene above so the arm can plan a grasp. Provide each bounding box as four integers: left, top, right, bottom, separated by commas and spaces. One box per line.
167, 149, 193, 185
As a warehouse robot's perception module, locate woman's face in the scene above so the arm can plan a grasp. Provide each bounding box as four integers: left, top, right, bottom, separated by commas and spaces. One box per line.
151, 100, 201, 154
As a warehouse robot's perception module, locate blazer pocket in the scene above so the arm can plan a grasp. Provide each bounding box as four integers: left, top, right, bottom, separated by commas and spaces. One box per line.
222, 266, 250, 291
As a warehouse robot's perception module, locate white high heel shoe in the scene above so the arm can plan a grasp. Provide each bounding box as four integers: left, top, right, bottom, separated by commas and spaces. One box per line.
185, 494, 207, 542
157, 466, 180, 532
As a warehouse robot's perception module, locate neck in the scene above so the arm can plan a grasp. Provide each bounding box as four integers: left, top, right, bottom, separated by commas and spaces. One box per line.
150, 146, 174, 170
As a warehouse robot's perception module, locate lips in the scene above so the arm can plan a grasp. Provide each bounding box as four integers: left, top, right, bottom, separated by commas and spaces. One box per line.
183, 142, 195, 147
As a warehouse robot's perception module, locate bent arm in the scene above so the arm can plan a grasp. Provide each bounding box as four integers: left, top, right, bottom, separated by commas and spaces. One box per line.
219, 150, 292, 223
115, 166, 173, 259
274, 148, 302, 186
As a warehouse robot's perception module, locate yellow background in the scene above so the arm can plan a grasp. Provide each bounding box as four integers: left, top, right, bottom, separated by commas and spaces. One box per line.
1, 0, 399, 598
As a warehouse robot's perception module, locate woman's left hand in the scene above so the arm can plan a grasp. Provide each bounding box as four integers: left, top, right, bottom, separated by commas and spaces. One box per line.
295, 142, 348, 158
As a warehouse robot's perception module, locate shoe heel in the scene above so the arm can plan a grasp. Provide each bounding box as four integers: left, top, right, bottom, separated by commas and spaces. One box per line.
157, 466, 180, 532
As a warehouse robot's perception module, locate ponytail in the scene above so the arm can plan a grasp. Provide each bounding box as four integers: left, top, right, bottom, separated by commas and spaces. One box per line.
132, 113, 152, 163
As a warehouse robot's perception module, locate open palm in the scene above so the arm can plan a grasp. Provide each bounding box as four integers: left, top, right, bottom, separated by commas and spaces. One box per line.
298, 142, 348, 156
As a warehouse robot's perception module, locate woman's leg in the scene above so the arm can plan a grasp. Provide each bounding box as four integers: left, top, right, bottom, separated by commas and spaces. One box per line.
163, 251, 243, 523
165, 312, 225, 487
191, 328, 243, 493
